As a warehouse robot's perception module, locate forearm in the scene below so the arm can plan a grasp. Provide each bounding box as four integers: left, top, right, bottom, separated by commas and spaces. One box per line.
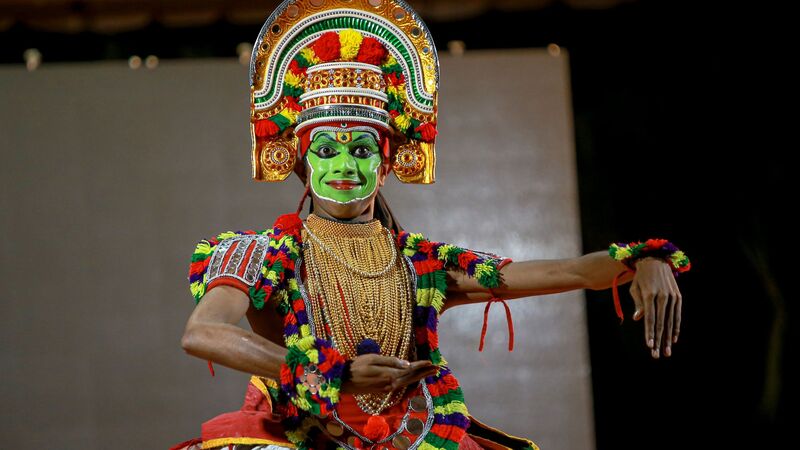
571, 250, 634, 291
181, 322, 287, 379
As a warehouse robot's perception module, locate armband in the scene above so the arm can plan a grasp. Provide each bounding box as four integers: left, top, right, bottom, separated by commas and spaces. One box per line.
609, 238, 691, 276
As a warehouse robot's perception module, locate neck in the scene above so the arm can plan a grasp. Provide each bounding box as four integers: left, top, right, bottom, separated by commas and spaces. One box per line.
311, 202, 375, 224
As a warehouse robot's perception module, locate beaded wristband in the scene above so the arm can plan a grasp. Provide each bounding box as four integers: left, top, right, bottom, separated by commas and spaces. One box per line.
608, 239, 691, 323
279, 335, 347, 417
609, 238, 691, 275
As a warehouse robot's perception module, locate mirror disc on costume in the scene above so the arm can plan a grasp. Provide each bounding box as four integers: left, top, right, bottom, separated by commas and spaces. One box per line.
392, 435, 411, 450
326, 422, 344, 436
347, 436, 358, 446
409, 396, 426, 412
406, 418, 424, 435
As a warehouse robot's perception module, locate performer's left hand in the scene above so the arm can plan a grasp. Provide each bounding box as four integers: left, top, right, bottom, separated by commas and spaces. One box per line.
628, 257, 683, 359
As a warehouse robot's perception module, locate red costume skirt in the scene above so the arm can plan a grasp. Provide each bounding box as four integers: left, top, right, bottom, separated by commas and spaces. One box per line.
172, 376, 538, 450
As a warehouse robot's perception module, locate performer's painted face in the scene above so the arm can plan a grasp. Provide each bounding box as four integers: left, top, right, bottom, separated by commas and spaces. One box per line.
306, 130, 383, 204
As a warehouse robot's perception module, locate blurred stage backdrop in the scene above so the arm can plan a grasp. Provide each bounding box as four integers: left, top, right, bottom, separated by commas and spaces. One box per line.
0, 1, 791, 450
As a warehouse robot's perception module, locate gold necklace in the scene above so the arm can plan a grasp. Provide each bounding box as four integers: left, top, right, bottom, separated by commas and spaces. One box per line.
302, 214, 415, 415
302, 219, 398, 277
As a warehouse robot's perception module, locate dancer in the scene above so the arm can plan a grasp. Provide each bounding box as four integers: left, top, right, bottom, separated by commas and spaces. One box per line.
175, 1, 690, 449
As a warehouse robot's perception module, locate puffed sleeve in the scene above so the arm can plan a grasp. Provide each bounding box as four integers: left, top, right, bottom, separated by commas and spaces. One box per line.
398, 231, 512, 288
188, 231, 271, 304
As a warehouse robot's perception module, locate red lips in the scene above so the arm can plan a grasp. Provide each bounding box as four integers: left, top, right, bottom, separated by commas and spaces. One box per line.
326, 180, 361, 190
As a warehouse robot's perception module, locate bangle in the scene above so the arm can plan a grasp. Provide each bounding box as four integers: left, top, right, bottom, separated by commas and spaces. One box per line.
609, 238, 691, 276
279, 335, 346, 417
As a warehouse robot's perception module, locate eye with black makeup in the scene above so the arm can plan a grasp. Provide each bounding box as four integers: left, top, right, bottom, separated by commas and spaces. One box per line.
313, 145, 338, 158
351, 145, 376, 159
312, 144, 376, 159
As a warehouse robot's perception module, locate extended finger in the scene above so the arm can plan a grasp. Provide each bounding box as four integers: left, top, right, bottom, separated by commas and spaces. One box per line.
393, 365, 438, 389
394, 360, 433, 377
674, 290, 682, 344
653, 292, 668, 359
664, 292, 675, 357
370, 354, 412, 369
629, 282, 644, 321
644, 287, 656, 350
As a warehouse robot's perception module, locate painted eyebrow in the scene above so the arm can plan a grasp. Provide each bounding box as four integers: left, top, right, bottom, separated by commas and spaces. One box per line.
350, 134, 377, 144
314, 133, 337, 144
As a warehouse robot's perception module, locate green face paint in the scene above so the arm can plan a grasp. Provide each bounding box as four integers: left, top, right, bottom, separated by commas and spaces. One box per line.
306, 131, 382, 204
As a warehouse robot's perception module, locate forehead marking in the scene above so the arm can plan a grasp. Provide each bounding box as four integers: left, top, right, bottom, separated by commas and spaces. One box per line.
310, 126, 380, 143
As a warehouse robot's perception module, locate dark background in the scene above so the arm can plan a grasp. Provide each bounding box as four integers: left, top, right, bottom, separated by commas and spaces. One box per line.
2, 1, 791, 448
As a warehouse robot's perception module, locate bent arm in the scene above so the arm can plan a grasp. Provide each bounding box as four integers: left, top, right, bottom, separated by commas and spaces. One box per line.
181, 285, 287, 379
444, 251, 634, 310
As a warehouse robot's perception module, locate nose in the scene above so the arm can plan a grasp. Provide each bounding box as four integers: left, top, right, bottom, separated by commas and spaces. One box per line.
331, 152, 358, 177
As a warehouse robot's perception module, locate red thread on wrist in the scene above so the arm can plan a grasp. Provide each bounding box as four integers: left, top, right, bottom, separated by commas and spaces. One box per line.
207, 360, 216, 377
612, 269, 633, 324
479, 289, 515, 352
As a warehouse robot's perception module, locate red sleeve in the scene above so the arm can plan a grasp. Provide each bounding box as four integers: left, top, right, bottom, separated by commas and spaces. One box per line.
207, 277, 251, 296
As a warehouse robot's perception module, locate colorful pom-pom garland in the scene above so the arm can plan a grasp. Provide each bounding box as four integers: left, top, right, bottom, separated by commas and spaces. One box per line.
254, 28, 438, 143
279, 335, 347, 418
608, 238, 691, 323
609, 238, 691, 275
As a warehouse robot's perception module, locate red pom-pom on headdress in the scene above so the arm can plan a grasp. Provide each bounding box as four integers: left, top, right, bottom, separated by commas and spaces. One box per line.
415, 122, 438, 142
312, 31, 341, 62
386, 72, 405, 86
288, 58, 307, 76
356, 36, 388, 65
255, 119, 280, 138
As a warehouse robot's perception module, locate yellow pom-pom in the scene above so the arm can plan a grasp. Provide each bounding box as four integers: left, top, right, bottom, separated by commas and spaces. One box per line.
307, 349, 319, 364
474, 262, 494, 279
437, 244, 454, 260
394, 113, 411, 131
300, 47, 320, 65
386, 84, 406, 101
284, 70, 303, 88
614, 246, 632, 260
194, 241, 213, 256
383, 54, 398, 68
265, 270, 280, 284
406, 233, 424, 247
416, 287, 435, 308
339, 29, 363, 60
190, 281, 206, 300
291, 393, 312, 411
217, 231, 238, 241
430, 289, 445, 313
280, 107, 299, 123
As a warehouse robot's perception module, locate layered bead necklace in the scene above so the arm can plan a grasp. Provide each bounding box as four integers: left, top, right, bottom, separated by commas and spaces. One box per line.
301, 213, 415, 415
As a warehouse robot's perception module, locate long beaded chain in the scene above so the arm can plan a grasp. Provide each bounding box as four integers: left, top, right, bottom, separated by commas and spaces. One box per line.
301, 215, 415, 415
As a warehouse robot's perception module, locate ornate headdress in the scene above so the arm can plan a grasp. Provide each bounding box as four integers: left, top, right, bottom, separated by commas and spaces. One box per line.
249, 0, 439, 184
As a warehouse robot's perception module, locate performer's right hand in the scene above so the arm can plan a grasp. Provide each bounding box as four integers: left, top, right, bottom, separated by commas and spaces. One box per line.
342, 354, 438, 394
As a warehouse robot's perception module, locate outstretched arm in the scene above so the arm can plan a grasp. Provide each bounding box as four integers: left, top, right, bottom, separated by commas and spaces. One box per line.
445, 252, 682, 359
